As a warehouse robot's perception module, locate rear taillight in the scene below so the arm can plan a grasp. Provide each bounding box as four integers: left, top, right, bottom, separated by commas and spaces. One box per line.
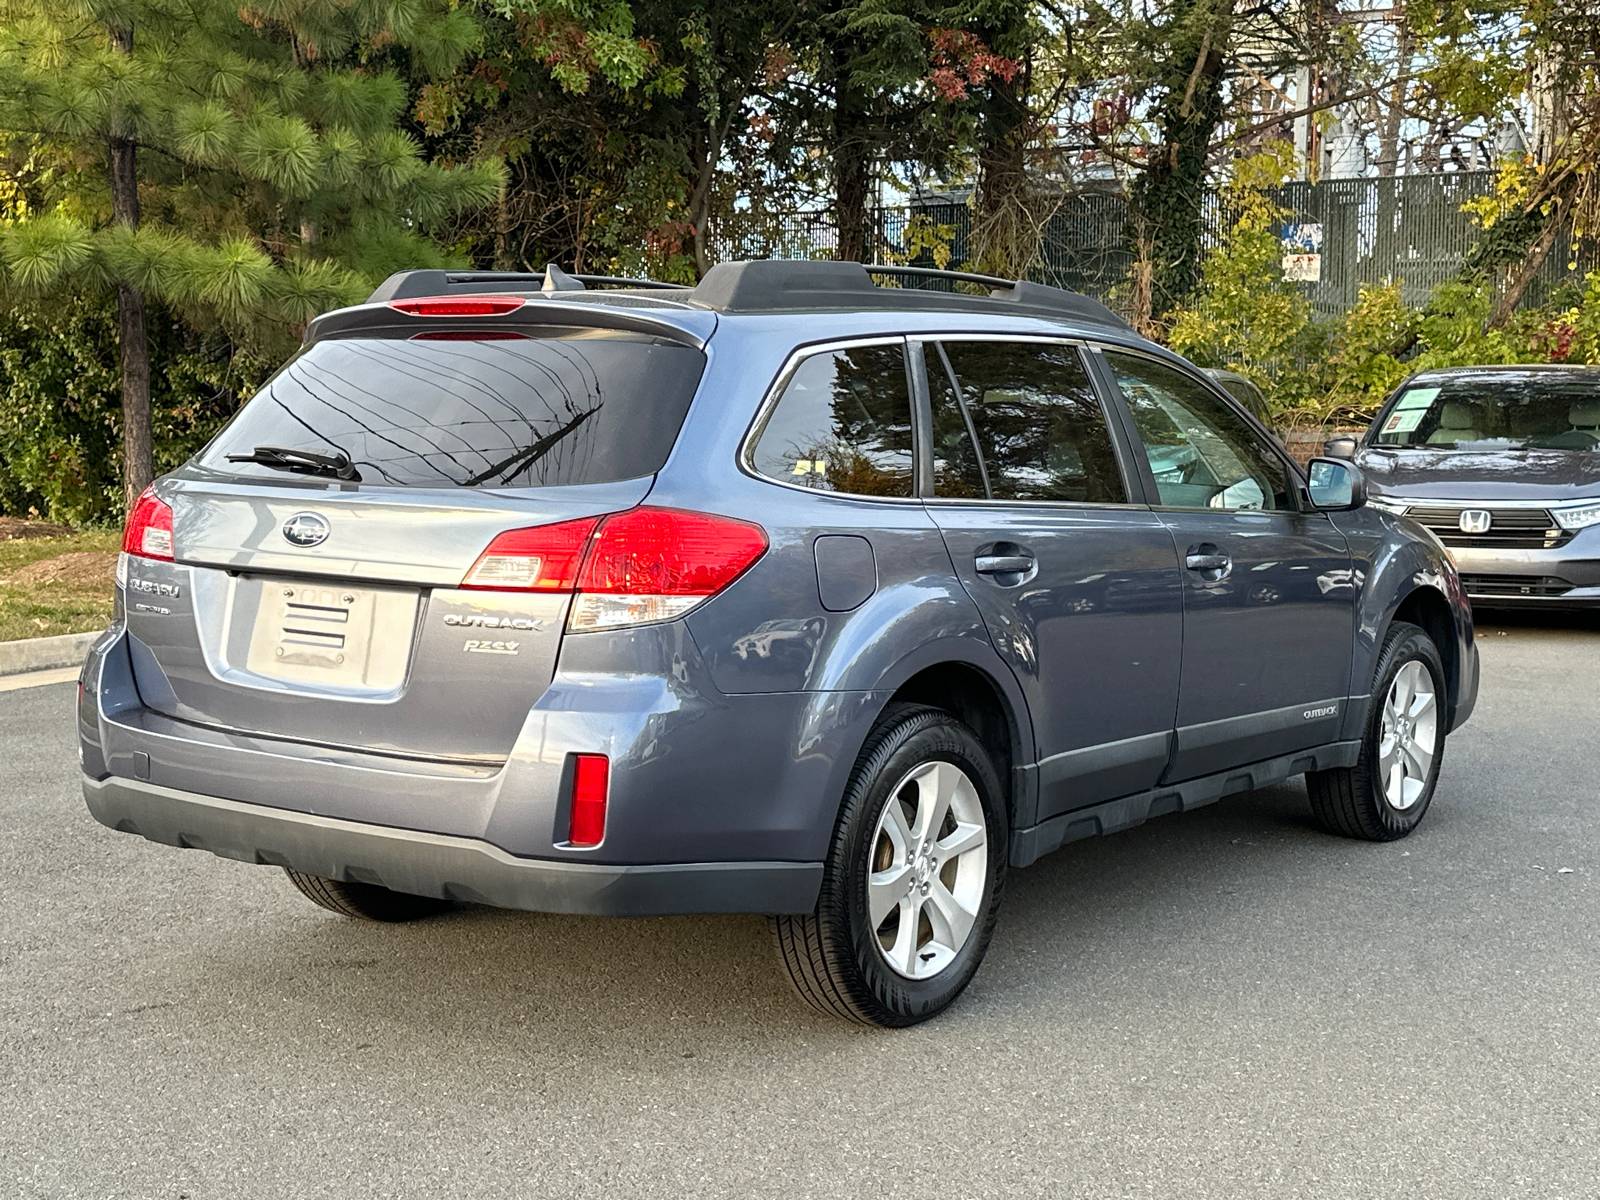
460, 507, 767, 631
122, 486, 174, 561
389, 297, 526, 317
571, 507, 768, 631
568, 754, 609, 846
461, 517, 600, 590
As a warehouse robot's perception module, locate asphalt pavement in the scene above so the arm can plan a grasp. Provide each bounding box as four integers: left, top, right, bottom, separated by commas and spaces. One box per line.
3, 612, 1599, 1199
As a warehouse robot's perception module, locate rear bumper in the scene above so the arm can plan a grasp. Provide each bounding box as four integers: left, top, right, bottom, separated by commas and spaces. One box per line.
83, 774, 822, 916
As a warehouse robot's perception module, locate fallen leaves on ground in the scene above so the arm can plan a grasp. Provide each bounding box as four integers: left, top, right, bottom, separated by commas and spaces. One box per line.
0, 517, 75, 541
2, 551, 118, 586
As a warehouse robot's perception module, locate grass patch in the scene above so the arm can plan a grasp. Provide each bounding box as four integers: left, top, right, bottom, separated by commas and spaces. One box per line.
0, 530, 120, 643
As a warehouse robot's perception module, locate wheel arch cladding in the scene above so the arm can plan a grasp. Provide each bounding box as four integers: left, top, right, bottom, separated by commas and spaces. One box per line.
1390, 585, 1460, 723
886, 661, 1024, 825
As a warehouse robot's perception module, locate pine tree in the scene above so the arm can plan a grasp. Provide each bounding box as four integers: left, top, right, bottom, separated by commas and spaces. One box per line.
0, 0, 503, 507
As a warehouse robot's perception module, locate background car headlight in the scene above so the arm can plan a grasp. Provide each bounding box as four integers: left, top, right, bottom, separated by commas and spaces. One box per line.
1367, 497, 1410, 515
1553, 501, 1600, 531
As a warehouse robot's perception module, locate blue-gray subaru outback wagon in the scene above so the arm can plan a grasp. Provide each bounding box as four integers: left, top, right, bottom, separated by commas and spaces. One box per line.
80, 260, 1479, 1026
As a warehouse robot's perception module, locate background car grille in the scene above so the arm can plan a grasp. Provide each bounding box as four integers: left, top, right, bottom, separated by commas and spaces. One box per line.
1457, 573, 1574, 598
1404, 506, 1574, 549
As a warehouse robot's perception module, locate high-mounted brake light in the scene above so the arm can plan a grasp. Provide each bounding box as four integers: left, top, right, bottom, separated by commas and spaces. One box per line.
389, 296, 526, 317
459, 507, 768, 631
568, 754, 609, 847
122, 486, 174, 561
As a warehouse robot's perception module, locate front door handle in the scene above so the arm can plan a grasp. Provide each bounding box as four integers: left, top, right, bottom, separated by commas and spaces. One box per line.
1185, 543, 1232, 581
976, 554, 1036, 575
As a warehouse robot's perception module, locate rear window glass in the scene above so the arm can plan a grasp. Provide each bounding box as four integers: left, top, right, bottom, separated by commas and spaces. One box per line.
198, 330, 706, 488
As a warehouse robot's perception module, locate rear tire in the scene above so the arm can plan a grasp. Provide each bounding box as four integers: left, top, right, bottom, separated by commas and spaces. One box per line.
772, 703, 1007, 1027
1306, 620, 1447, 841
284, 869, 452, 922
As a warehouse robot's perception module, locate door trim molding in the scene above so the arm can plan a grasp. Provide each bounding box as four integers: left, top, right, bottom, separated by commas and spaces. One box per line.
1011, 739, 1361, 868
1165, 697, 1347, 784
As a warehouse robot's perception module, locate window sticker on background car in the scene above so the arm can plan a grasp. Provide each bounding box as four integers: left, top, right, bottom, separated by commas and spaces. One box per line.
1381, 387, 1440, 437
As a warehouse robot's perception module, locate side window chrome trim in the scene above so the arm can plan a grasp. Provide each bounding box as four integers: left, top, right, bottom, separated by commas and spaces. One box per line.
738, 335, 923, 503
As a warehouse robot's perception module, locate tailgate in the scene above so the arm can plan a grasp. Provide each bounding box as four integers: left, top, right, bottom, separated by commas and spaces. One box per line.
120, 478, 651, 762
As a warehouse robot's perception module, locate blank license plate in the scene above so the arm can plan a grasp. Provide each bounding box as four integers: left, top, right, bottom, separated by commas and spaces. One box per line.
243, 579, 416, 691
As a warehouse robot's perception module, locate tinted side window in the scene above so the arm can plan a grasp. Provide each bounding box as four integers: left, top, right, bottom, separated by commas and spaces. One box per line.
751, 343, 914, 497
925, 343, 988, 499
938, 340, 1127, 503
1105, 351, 1291, 511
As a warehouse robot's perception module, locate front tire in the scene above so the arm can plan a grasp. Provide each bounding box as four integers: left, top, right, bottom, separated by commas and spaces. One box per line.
1306, 620, 1447, 841
284, 869, 452, 922
772, 704, 1008, 1027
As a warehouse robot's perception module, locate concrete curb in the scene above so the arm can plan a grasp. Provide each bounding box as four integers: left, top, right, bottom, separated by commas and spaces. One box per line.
0, 630, 101, 677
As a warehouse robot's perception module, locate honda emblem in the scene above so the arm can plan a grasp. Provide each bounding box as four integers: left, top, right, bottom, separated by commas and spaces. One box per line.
1457, 509, 1492, 534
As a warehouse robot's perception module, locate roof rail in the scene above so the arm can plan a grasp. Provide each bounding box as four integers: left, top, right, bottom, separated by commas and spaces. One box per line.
366, 264, 690, 303
364, 260, 1132, 331
863, 264, 1017, 290
686, 260, 1132, 331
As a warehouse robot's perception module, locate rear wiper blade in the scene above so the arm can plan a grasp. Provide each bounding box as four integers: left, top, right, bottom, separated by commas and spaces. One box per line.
463, 407, 599, 487
226, 445, 361, 482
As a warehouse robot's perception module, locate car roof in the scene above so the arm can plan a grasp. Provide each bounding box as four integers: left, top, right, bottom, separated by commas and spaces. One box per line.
359, 260, 1137, 334
309, 262, 1170, 356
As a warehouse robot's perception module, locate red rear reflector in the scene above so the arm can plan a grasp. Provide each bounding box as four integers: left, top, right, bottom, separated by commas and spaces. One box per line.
578, 508, 768, 596
389, 297, 526, 317
569, 755, 609, 847
461, 516, 600, 590
122, 486, 174, 561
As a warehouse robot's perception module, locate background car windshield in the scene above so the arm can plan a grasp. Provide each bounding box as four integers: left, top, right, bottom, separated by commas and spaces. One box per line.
1374, 377, 1600, 451
199, 331, 705, 488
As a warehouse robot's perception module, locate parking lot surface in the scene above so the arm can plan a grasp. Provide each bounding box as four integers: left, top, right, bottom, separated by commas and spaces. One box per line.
3, 613, 1598, 1199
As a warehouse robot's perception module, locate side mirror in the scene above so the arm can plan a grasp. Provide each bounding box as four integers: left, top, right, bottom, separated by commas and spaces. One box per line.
1307, 457, 1368, 511
1323, 435, 1358, 460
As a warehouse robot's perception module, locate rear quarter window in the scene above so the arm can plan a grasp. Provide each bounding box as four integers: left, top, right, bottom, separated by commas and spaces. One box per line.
748, 342, 915, 497
198, 330, 706, 488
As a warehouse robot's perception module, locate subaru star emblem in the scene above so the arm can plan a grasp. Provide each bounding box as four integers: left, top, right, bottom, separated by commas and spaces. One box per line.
1458, 509, 1492, 534
282, 512, 331, 547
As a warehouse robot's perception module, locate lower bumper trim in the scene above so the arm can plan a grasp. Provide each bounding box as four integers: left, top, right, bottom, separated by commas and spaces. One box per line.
83, 775, 823, 917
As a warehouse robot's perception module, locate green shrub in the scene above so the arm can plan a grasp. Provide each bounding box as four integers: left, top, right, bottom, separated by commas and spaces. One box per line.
0, 296, 268, 526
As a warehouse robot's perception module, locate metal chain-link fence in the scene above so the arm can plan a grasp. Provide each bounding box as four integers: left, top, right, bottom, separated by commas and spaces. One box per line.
719, 171, 1598, 317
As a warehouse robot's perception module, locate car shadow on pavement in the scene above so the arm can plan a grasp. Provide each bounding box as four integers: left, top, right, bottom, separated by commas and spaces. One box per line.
166, 775, 1389, 1057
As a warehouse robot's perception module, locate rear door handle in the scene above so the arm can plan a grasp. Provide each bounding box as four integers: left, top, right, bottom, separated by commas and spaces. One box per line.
976, 554, 1035, 575
1185, 543, 1232, 581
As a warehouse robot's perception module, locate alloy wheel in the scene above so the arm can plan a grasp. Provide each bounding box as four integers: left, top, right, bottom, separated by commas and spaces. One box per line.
867, 760, 989, 980
1378, 659, 1438, 811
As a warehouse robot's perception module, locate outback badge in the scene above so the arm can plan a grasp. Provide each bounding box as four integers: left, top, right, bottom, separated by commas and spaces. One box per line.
282, 512, 331, 548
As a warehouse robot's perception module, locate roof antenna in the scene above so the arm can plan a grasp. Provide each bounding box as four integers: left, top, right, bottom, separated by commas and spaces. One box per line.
542, 263, 586, 293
